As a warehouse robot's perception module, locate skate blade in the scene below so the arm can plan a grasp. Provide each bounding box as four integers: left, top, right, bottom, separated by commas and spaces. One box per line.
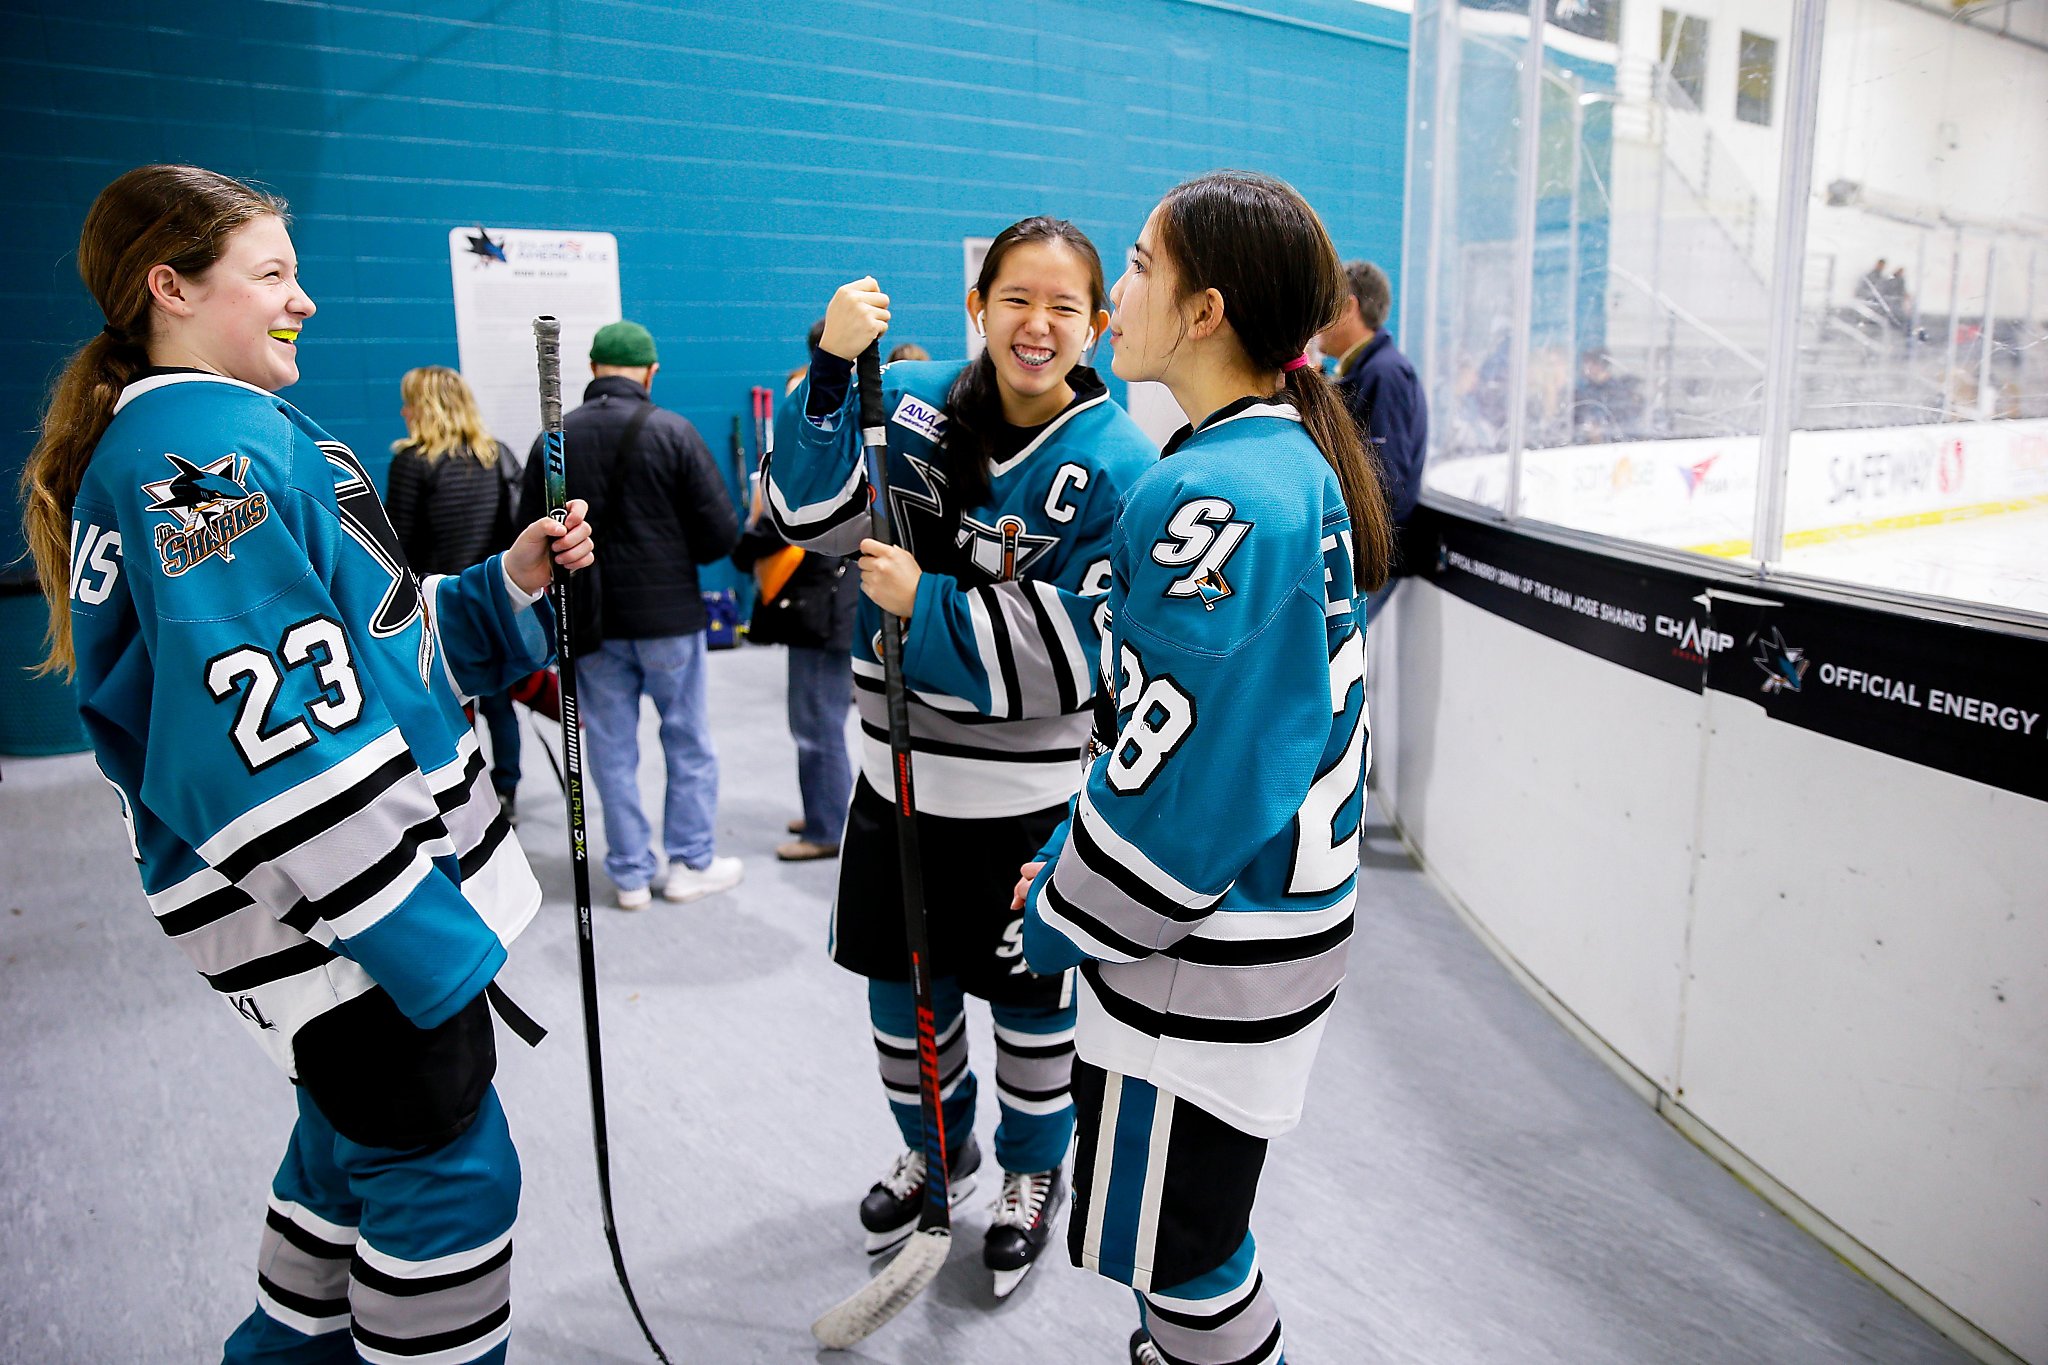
990, 1262, 1034, 1299
863, 1171, 979, 1255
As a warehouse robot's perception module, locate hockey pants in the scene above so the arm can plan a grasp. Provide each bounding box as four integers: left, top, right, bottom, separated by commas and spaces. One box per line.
221, 1084, 519, 1365
1071, 1062, 1286, 1365
868, 975, 1075, 1174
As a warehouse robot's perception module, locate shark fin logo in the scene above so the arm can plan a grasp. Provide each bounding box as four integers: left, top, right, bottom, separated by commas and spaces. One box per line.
1752, 627, 1809, 694
465, 227, 508, 264
321, 441, 432, 683
143, 453, 270, 575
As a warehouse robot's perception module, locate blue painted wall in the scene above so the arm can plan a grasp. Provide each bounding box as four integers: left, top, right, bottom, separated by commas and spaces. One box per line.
3, 0, 1411, 576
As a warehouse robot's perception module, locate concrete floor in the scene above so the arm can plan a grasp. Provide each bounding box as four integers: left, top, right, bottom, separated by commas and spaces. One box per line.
0, 645, 1974, 1364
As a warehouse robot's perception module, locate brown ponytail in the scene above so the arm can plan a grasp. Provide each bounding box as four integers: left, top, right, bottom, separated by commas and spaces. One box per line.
1154, 170, 1394, 592
20, 165, 286, 676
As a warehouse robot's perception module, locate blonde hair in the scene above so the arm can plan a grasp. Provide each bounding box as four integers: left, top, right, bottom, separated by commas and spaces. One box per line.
21, 164, 287, 677
394, 365, 497, 465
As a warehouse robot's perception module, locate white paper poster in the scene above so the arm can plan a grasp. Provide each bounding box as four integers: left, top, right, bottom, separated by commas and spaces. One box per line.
449, 227, 622, 464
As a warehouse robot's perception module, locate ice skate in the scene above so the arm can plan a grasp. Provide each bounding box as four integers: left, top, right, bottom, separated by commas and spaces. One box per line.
858, 1134, 982, 1255
984, 1164, 1065, 1298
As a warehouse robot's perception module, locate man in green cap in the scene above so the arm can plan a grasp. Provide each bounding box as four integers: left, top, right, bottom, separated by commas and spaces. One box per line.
520, 320, 743, 909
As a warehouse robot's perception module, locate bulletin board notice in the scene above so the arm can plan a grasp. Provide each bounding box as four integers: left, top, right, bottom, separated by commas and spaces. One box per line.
449, 227, 622, 463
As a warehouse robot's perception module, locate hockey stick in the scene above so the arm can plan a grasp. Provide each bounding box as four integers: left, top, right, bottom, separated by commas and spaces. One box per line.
811, 343, 955, 1349
535, 316, 674, 1365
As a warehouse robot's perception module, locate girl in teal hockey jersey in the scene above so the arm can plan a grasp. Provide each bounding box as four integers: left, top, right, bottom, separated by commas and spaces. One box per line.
767, 217, 1156, 1293
21, 164, 592, 1364
1018, 172, 1396, 1364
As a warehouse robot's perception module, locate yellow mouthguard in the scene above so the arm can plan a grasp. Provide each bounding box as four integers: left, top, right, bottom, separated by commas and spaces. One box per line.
269, 330, 299, 342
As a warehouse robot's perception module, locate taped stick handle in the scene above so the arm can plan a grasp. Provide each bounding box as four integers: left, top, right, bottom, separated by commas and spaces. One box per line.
535, 315, 563, 429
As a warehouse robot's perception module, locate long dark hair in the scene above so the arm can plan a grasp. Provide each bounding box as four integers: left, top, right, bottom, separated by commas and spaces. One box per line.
22, 164, 287, 675
941, 216, 1108, 506
1154, 170, 1393, 591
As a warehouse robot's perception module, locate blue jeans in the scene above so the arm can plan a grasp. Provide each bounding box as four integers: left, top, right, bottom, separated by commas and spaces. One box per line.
579, 633, 719, 889
475, 688, 520, 797
787, 645, 852, 845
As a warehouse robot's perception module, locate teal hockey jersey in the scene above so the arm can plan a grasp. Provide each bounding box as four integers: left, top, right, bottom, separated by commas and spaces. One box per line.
66, 372, 553, 1077
766, 359, 1157, 819
1023, 398, 1369, 1138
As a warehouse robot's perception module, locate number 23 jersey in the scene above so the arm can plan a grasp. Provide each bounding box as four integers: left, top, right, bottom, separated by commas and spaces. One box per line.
1024, 398, 1369, 1138
66, 372, 553, 1077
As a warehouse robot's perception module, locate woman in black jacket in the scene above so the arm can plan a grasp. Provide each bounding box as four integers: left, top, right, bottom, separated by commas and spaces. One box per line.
386, 364, 525, 819
732, 485, 858, 860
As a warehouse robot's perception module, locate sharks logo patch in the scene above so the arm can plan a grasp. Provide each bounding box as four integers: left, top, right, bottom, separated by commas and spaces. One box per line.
143, 453, 270, 576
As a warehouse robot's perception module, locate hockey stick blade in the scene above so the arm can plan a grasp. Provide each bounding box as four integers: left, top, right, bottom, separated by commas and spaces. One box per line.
811, 1227, 951, 1349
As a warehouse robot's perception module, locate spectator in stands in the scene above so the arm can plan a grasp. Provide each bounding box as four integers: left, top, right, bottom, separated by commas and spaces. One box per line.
1859, 258, 1895, 327
386, 366, 525, 822
1316, 259, 1428, 615
1573, 349, 1644, 443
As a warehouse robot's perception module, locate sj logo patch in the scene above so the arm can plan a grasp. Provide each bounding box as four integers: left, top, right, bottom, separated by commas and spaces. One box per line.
142, 453, 269, 576
891, 392, 948, 444
1152, 497, 1251, 610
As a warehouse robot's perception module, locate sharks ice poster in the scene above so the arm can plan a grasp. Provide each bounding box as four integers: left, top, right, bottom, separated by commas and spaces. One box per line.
449, 228, 621, 462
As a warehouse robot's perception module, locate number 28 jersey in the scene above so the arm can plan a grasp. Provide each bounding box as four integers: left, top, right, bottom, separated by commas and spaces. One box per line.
66, 373, 553, 1077
1023, 399, 1370, 1138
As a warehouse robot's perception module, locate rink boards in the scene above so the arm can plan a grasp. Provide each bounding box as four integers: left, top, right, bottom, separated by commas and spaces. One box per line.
1373, 509, 2048, 1365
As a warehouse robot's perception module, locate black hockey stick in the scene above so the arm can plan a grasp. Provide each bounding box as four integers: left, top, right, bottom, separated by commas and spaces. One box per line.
812, 343, 956, 1348
535, 316, 673, 1365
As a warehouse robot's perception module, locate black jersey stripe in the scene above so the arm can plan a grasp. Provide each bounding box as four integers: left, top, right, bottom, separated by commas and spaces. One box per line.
157, 884, 255, 938
203, 939, 335, 993
276, 815, 446, 934
976, 586, 1026, 720
348, 1242, 513, 1298
1168, 914, 1355, 967
1082, 962, 1339, 1045
211, 748, 418, 883
1042, 878, 1152, 961
457, 811, 513, 880
431, 748, 488, 814
1022, 581, 1082, 716
350, 1301, 509, 1355
1070, 809, 1213, 925
855, 719, 1082, 765
851, 670, 1091, 721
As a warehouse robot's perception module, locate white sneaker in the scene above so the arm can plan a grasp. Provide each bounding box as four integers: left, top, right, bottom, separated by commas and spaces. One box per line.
662, 855, 743, 903
615, 884, 652, 911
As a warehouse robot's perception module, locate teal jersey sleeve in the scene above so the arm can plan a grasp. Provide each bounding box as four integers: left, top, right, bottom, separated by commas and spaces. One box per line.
425, 556, 554, 701
763, 369, 873, 557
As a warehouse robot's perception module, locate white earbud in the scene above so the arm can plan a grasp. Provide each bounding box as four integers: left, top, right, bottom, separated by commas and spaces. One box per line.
975, 310, 987, 338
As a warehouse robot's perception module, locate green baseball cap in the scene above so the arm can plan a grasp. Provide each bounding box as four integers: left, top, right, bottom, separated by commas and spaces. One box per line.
590, 320, 658, 366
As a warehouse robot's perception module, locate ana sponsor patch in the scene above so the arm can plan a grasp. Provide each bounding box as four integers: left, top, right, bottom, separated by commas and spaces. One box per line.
891, 392, 948, 444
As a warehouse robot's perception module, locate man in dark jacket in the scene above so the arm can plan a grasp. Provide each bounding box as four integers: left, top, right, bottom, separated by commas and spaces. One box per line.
521, 320, 742, 908
1317, 259, 1429, 622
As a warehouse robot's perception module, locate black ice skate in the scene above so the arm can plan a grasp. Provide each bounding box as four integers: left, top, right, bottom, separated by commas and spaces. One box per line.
858, 1134, 982, 1255
1129, 1327, 1167, 1364
984, 1164, 1066, 1298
